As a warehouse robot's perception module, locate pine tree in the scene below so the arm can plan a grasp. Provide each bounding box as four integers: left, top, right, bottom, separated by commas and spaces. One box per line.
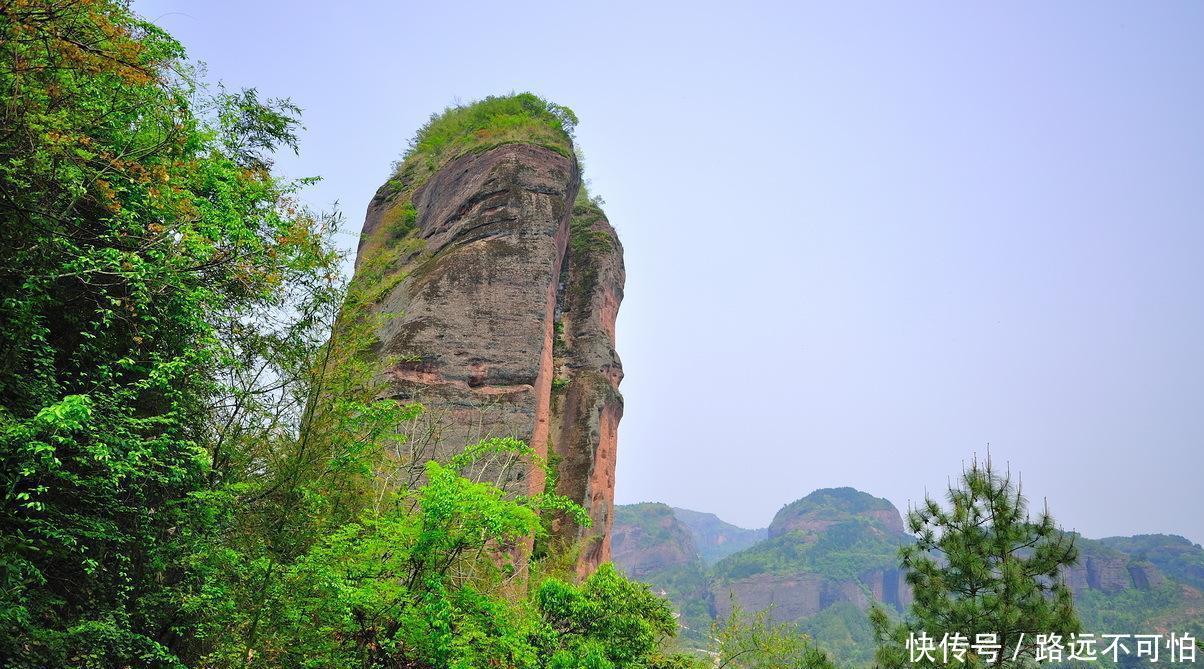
871, 456, 1080, 669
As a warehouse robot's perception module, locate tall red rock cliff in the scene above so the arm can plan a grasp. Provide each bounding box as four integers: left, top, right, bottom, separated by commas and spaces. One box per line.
350, 105, 623, 574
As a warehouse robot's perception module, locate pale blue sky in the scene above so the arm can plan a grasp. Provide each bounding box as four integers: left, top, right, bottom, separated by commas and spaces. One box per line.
137, 1, 1204, 542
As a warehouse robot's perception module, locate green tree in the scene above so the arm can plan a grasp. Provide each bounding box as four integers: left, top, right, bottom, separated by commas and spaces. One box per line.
226, 435, 688, 669
710, 601, 836, 669
536, 563, 680, 669
236, 438, 552, 668
0, 2, 338, 665
871, 457, 1080, 669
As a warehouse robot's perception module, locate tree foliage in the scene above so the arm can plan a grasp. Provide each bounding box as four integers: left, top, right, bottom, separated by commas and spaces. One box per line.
711, 602, 836, 669
871, 457, 1080, 669
0, 1, 338, 664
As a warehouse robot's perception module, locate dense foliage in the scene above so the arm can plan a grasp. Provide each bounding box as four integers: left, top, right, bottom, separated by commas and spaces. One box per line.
709, 603, 837, 669
713, 518, 909, 582
0, 3, 695, 668
378, 92, 578, 216
796, 602, 877, 667
406, 93, 577, 164
0, 0, 336, 664
1075, 582, 1204, 652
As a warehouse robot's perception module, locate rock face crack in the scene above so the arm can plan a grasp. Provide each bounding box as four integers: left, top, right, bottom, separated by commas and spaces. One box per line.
352, 143, 624, 575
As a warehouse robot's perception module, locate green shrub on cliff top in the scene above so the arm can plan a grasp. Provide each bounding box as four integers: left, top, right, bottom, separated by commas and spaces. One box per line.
396, 92, 577, 184
362, 93, 583, 308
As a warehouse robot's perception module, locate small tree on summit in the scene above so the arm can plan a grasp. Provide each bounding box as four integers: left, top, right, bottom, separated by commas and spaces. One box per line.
871, 456, 1081, 669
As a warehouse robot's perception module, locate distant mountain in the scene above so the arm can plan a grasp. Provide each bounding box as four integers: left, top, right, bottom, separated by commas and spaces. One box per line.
768, 487, 905, 539
709, 489, 913, 665
1070, 534, 1204, 643
612, 489, 1204, 666
613, 490, 912, 660
610, 503, 712, 641
710, 489, 912, 609
1096, 534, 1204, 591
612, 503, 697, 580
670, 507, 766, 565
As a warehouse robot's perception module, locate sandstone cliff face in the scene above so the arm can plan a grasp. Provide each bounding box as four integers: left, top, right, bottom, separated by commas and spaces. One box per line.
1061, 539, 1170, 594
354, 140, 623, 574
1097, 534, 1204, 591
548, 195, 625, 570
1061, 555, 1136, 594
709, 567, 913, 623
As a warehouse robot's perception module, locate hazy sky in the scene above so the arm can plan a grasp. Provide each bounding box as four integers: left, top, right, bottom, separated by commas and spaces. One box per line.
136, 1, 1204, 543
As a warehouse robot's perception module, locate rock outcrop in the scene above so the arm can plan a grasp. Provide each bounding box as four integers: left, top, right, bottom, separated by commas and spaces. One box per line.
1062, 536, 1176, 595
1097, 534, 1204, 590
547, 194, 626, 570
709, 567, 913, 623
349, 98, 624, 575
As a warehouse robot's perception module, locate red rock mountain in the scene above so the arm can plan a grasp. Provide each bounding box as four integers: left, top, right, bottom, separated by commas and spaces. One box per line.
349, 123, 624, 574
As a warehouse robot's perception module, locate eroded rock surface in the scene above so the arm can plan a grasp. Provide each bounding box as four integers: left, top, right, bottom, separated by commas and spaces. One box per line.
1061, 540, 1172, 595
353, 143, 624, 574
547, 195, 625, 571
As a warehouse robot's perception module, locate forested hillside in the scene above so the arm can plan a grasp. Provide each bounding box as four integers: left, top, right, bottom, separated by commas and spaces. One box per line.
615, 489, 1204, 667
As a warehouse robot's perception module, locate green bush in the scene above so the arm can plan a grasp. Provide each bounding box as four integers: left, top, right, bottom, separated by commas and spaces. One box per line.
408, 92, 577, 161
